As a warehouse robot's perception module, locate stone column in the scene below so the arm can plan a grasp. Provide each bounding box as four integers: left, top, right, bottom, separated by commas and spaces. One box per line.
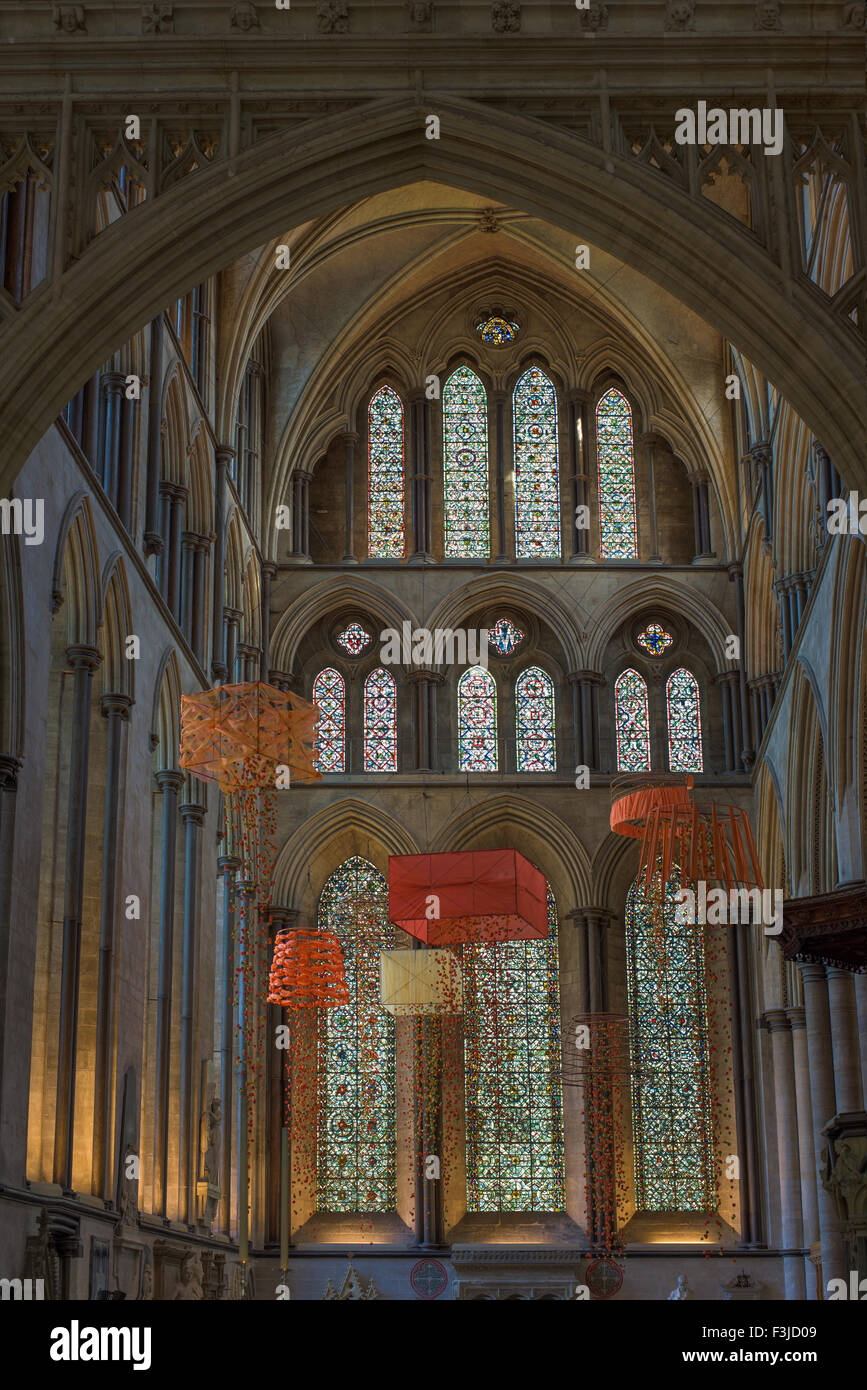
116, 390, 136, 533
223, 608, 243, 684
267, 907, 297, 1249
91, 692, 133, 1198
288, 469, 313, 563
639, 433, 662, 562
180, 531, 196, 644
212, 446, 233, 681
167, 486, 188, 622
410, 670, 439, 772
179, 800, 205, 1226
690, 472, 714, 561
342, 432, 359, 564
408, 396, 433, 564
218, 855, 241, 1233
855, 975, 867, 1109
727, 919, 762, 1244
493, 390, 509, 563
716, 672, 739, 773
53, 643, 102, 1191
568, 671, 602, 772
827, 967, 863, 1113
99, 371, 126, 508
751, 443, 774, 548
570, 908, 611, 1013
260, 562, 275, 676
153, 768, 184, 1218
143, 316, 165, 557
788, 1005, 819, 1299
0, 755, 22, 1148
191, 537, 209, 664
568, 390, 591, 561
727, 563, 754, 768
765, 1009, 807, 1298
799, 963, 847, 1289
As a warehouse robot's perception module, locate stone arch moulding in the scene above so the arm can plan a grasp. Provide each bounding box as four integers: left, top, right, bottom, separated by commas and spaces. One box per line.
272, 796, 419, 908
585, 574, 731, 671
270, 576, 418, 674
1, 96, 864, 495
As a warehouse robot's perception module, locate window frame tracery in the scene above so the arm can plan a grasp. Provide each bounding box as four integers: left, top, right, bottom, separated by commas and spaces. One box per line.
595, 383, 639, 561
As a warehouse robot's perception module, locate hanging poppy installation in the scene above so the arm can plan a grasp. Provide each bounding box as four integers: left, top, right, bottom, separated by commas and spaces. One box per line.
268, 927, 350, 1009
387, 849, 548, 944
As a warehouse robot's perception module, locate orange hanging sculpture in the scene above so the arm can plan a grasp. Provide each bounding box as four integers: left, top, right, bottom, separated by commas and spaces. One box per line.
610, 773, 763, 894
388, 849, 548, 945
179, 682, 321, 791
268, 928, 350, 1010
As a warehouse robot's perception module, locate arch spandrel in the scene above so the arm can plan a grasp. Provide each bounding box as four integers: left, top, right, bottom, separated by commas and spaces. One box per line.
2, 96, 864, 499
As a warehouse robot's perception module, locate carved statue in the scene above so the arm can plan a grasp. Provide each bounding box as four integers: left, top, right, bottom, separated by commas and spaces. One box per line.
754, 0, 782, 29
203, 1097, 222, 1185
407, 1, 433, 29
665, 0, 695, 29
843, 2, 865, 29
139, 1259, 153, 1301
53, 5, 86, 32
174, 1249, 204, 1300
230, 2, 260, 29
667, 1274, 693, 1300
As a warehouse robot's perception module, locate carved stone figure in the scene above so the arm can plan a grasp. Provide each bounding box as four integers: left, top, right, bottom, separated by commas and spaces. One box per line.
139, 1259, 153, 1301
580, 3, 610, 30
664, 0, 694, 30
754, 0, 782, 29
491, 1, 521, 32
843, 1, 865, 27
230, 2, 259, 30
406, 1, 433, 29
52, 5, 86, 33
316, 1, 350, 33
174, 1249, 204, 1300
203, 1096, 222, 1185
667, 1274, 692, 1299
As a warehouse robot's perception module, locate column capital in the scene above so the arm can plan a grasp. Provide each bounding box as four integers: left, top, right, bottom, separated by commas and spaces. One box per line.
143, 532, 165, 557
215, 444, 236, 467
66, 643, 102, 673
224, 607, 243, 626
100, 692, 134, 721
727, 562, 744, 582
785, 1005, 806, 1029
749, 442, 773, 469
637, 430, 667, 450
179, 802, 206, 827
567, 387, 590, 407
342, 431, 360, 447
407, 667, 444, 686
268, 905, 300, 933
797, 961, 828, 984
218, 854, 242, 875
567, 669, 605, 687
261, 561, 277, 579
566, 906, 613, 927
155, 768, 185, 793
762, 1007, 791, 1034
100, 370, 127, 393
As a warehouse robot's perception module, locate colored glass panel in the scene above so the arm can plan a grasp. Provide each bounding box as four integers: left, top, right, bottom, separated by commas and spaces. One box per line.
368, 385, 405, 558
458, 666, 497, 771
336, 621, 372, 656
626, 872, 714, 1210
666, 668, 703, 772
597, 388, 638, 559
363, 667, 398, 772
636, 621, 673, 657
443, 365, 490, 558
313, 667, 345, 773
487, 617, 524, 655
515, 666, 556, 772
318, 857, 396, 1211
615, 668, 651, 772
476, 315, 519, 346
464, 888, 565, 1212
513, 367, 561, 559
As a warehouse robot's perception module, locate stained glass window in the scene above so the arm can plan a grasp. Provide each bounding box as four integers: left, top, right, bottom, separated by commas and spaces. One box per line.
363, 667, 398, 772
368, 385, 405, 559
666, 668, 703, 772
443, 365, 490, 558
597, 387, 638, 559
513, 367, 561, 559
515, 666, 556, 772
475, 315, 519, 346
626, 872, 714, 1210
458, 666, 497, 772
318, 857, 396, 1211
313, 667, 345, 773
487, 617, 524, 655
464, 887, 565, 1212
636, 622, 673, 657
336, 621, 372, 656
615, 668, 651, 772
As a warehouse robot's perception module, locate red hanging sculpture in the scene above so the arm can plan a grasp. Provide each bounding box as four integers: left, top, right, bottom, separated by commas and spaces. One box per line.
388, 849, 548, 945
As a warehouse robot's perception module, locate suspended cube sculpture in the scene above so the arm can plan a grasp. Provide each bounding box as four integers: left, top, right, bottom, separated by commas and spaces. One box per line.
379, 948, 463, 1016
387, 849, 548, 945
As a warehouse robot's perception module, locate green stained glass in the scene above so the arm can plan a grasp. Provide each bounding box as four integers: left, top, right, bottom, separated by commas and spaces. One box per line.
626, 873, 715, 1211
514, 367, 561, 559
368, 385, 405, 558
318, 857, 395, 1212
464, 888, 565, 1212
443, 365, 490, 558
597, 387, 638, 559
